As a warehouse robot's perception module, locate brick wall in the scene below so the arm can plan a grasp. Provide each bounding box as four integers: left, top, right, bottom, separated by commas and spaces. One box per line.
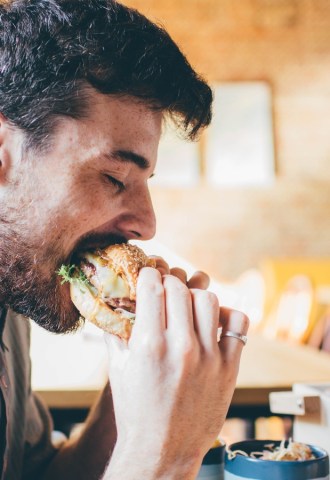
122, 0, 330, 280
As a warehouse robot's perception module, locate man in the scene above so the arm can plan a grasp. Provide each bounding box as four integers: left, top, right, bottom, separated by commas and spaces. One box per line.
0, 0, 249, 478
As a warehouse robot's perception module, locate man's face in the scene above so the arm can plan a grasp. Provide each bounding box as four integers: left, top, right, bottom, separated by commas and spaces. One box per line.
0, 92, 161, 333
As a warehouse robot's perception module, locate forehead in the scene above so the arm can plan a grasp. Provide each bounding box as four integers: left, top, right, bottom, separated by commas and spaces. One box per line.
89, 93, 162, 141
49, 92, 163, 167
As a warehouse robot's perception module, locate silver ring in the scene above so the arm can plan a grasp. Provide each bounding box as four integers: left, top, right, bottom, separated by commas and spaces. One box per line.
220, 330, 247, 346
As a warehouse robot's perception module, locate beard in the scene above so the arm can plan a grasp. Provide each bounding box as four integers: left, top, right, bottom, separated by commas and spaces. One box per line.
0, 227, 80, 333
0, 225, 126, 334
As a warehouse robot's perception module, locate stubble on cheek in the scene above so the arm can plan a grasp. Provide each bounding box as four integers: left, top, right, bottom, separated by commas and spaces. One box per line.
0, 222, 83, 334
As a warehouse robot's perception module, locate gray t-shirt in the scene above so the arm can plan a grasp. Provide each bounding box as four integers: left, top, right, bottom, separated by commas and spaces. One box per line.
0, 308, 57, 479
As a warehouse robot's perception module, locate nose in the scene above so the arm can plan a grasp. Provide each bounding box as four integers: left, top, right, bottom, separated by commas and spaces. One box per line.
119, 186, 156, 241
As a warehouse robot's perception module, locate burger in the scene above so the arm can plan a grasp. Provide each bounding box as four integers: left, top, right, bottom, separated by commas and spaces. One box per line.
58, 243, 156, 340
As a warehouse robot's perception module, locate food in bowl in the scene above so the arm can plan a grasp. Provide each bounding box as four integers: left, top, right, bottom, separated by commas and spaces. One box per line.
227, 438, 314, 462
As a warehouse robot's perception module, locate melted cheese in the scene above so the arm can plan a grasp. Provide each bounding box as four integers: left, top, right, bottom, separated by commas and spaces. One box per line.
84, 253, 130, 299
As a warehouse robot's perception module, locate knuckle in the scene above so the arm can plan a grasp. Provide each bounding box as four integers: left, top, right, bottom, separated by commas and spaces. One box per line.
193, 289, 218, 307
228, 309, 250, 332
137, 267, 161, 286
164, 274, 188, 293
150, 281, 165, 298
136, 277, 164, 303
235, 310, 250, 330
175, 336, 197, 359
206, 291, 219, 307
139, 334, 167, 359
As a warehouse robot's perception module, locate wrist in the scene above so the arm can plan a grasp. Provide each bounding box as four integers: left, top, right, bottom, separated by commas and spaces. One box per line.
103, 437, 203, 480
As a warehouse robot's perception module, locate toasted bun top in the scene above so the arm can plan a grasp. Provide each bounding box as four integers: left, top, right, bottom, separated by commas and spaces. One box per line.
95, 243, 156, 300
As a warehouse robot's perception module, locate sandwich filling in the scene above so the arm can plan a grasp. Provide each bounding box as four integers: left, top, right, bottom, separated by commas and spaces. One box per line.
80, 252, 136, 314
58, 243, 155, 337
58, 257, 136, 321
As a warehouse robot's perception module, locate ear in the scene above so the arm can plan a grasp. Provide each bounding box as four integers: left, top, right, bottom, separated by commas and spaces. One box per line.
0, 112, 12, 184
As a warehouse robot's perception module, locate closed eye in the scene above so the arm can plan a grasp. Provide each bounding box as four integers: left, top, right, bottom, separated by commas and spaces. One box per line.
105, 175, 126, 193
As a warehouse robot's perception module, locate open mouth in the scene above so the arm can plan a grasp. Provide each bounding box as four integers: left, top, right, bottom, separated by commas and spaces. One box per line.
67, 234, 129, 267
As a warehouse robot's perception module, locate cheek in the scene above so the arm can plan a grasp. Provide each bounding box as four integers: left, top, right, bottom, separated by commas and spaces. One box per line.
25, 164, 124, 255
43, 169, 98, 222
64, 178, 112, 227
45, 177, 121, 243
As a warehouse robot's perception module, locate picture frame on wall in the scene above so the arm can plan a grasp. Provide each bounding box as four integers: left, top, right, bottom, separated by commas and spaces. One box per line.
152, 122, 201, 188
205, 81, 275, 187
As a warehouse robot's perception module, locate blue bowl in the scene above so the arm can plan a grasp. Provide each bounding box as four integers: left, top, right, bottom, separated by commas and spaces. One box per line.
225, 440, 329, 480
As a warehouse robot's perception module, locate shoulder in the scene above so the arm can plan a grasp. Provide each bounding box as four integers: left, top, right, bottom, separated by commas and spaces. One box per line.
3, 309, 31, 353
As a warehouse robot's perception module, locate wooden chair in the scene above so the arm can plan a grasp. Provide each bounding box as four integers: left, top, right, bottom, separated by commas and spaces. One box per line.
258, 258, 330, 344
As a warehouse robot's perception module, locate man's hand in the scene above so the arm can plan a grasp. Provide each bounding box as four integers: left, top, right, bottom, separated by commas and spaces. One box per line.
104, 267, 249, 480
152, 256, 210, 290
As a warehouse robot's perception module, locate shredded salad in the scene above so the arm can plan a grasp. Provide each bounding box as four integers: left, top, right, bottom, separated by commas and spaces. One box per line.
226, 438, 315, 462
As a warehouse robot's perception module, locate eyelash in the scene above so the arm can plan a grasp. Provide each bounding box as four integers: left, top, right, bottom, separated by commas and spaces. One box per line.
105, 175, 126, 193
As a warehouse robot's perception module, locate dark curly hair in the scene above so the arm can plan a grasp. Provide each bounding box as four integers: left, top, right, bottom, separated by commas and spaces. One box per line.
0, 0, 212, 150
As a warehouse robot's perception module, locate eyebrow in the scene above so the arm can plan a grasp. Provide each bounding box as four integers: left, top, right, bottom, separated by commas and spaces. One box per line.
105, 149, 150, 170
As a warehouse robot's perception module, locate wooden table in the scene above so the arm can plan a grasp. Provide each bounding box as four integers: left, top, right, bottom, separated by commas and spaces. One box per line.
232, 334, 330, 410
31, 324, 330, 413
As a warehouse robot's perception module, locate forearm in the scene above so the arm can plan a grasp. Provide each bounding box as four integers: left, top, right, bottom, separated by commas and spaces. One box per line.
102, 437, 203, 480
42, 382, 117, 480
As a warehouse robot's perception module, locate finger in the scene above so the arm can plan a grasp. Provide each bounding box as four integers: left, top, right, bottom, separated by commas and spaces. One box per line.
187, 271, 210, 290
191, 289, 219, 353
163, 274, 194, 338
149, 256, 170, 276
218, 307, 249, 357
170, 267, 187, 284
219, 307, 249, 334
131, 267, 166, 341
